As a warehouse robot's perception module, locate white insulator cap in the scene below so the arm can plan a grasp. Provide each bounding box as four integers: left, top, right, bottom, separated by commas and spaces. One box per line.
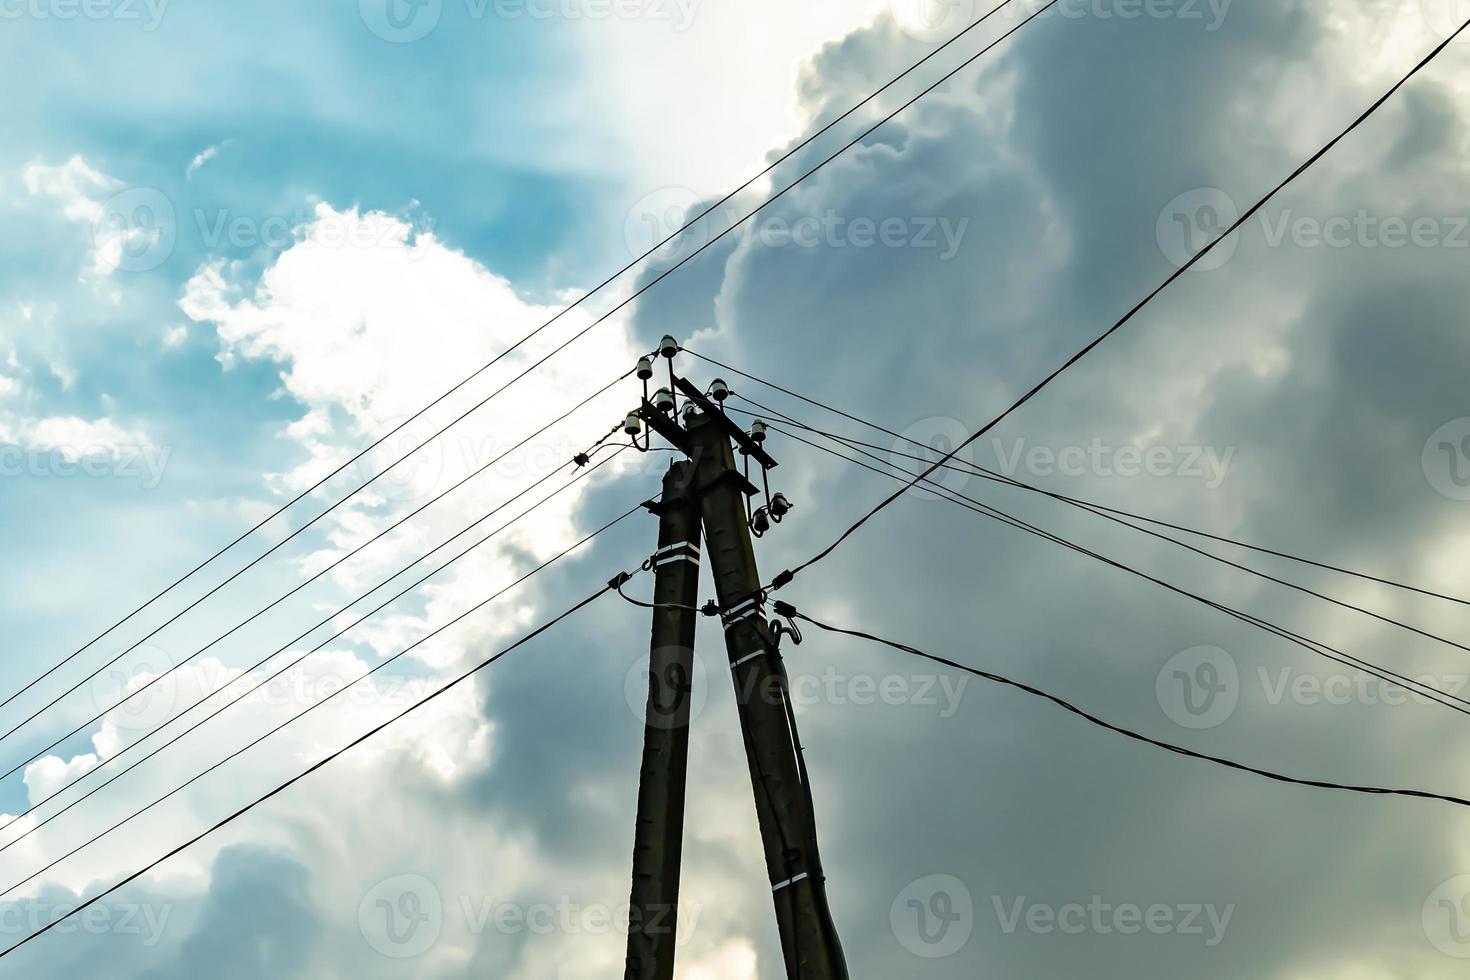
709, 378, 730, 402
623, 412, 642, 436
636, 356, 655, 381
659, 335, 680, 358
750, 420, 768, 443
751, 508, 771, 534
653, 387, 676, 413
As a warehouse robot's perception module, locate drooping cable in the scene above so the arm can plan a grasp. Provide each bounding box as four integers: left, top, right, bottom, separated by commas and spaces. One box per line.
784, 606, 1470, 809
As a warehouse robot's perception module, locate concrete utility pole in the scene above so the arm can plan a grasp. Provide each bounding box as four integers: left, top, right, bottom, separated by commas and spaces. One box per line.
684, 407, 849, 980
621, 355, 846, 979
625, 462, 702, 980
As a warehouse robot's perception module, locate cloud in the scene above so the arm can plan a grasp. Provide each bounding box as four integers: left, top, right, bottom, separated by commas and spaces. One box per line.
184, 140, 232, 181
20, 416, 154, 463
21, 156, 119, 225
19, 156, 152, 282
160, 325, 187, 350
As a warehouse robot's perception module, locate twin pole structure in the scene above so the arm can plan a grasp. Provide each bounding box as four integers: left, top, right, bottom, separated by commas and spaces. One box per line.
622, 352, 848, 980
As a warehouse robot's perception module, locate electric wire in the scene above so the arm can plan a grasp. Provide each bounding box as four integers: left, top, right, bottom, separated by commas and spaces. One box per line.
767, 425, 1470, 719
0, 452, 629, 854
687, 347, 1470, 607
774, 18, 1470, 588
786, 607, 1470, 809
6, 0, 1037, 724
0, 370, 636, 762
5, 0, 1058, 734
725, 395, 1470, 659
0, 503, 647, 915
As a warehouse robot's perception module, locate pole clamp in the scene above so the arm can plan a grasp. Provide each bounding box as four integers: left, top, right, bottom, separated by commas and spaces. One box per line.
647, 540, 701, 570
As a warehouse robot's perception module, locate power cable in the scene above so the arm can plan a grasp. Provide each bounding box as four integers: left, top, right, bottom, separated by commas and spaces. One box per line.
726, 395, 1470, 659
7, 0, 1039, 723
687, 348, 1470, 608
0, 452, 629, 853
0, 370, 635, 757
0, 507, 649, 921
768, 425, 1470, 719
783, 605, 1470, 809
772, 18, 1470, 589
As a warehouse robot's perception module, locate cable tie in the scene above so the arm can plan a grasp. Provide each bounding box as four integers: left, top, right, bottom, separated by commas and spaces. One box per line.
649, 541, 701, 568
772, 872, 809, 892
731, 649, 764, 670
771, 569, 795, 590
608, 571, 634, 591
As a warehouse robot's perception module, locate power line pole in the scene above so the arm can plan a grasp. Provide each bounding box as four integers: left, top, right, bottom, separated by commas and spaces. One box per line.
684, 399, 849, 980
625, 461, 702, 980
620, 359, 846, 979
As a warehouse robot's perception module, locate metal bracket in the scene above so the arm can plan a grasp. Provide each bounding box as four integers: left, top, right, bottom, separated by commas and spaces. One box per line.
674, 377, 779, 470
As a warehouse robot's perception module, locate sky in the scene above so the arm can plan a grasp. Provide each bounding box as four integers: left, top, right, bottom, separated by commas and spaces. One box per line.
3, 0, 1470, 976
